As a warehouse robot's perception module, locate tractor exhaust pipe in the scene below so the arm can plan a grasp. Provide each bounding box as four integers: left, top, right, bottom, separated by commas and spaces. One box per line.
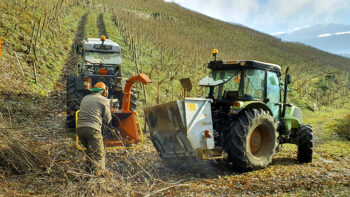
281, 67, 290, 119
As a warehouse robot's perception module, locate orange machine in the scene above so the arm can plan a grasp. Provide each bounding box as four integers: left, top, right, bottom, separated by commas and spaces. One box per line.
76, 73, 152, 150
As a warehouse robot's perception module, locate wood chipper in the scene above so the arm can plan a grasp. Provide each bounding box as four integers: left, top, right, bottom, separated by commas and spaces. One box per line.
145, 50, 313, 170
75, 73, 152, 150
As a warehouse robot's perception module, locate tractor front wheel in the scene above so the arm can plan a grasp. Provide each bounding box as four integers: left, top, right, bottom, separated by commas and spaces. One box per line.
297, 124, 313, 163
224, 108, 277, 170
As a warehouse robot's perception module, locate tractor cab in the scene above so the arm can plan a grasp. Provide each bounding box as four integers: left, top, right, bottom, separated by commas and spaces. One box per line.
199, 60, 282, 119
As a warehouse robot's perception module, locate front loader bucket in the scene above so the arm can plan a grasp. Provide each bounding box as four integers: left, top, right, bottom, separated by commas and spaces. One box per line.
145, 98, 214, 160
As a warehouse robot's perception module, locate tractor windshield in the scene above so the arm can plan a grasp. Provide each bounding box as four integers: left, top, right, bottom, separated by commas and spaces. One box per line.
199, 70, 240, 86
85, 52, 122, 65
202, 69, 266, 101
200, 69, 241, 99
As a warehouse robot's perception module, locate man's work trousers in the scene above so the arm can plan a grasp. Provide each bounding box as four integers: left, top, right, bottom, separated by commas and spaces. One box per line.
76, 127, 105, 173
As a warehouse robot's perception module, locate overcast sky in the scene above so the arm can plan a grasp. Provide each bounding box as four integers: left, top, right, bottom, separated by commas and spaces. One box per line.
164, 0, 350, 34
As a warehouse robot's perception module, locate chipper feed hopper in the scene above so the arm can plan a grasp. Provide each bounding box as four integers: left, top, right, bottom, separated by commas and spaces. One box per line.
145, 98, 218, 160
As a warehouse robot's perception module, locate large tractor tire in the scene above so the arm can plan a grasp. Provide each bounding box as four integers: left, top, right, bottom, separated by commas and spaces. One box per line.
66, 75, 83, 129
224, 108, 277, 170
297, 124, 313, 163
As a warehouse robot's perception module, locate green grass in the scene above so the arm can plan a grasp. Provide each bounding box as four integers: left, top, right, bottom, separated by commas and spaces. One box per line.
301, 102, 350, 157
332, 114, 350, 140
319, 140, 350, 158
84, 12, 99, 38
0, 0, 86, 96
102, 13, 137, 76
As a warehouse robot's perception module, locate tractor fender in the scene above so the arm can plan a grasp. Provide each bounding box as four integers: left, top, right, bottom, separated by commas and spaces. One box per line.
284, 105, 302, 130
231, 101, 273, 117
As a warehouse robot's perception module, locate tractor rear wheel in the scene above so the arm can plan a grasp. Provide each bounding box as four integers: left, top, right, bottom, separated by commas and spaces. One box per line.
297, 124, 313, 163
224, 108, 277, 170
66, 75, 83, 129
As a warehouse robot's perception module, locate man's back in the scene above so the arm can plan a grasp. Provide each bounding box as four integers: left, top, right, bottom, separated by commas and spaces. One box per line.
77, 93, 111, 131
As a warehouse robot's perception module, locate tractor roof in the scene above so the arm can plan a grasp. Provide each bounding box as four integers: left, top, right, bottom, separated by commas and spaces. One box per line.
208, 60, 281, 74
82, 38, 121, 53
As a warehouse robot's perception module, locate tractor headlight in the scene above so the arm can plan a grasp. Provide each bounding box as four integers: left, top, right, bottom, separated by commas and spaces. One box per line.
233, 101, 243, 109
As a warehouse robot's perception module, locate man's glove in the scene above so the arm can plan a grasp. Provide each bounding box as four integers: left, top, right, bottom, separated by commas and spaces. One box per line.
111, 108, 117, 114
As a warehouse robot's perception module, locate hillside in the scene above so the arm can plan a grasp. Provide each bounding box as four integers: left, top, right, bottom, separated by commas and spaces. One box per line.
1, 0, 350, 196
1, 0, 349, 107
104, 0, 350, 108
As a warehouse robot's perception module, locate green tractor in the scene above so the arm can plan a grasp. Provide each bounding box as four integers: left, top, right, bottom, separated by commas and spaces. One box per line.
145, 50, 313, 170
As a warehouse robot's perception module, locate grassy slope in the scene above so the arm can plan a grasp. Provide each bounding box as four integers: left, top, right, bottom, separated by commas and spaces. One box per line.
1, 0, 349, 104
0, 0, 87, 96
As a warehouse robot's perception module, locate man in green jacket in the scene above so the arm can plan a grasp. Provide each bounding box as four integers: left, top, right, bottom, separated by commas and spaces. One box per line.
76, 82, 112, 174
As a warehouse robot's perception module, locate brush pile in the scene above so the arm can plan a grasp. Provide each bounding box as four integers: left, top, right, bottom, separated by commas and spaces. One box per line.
0, 128, 49, 175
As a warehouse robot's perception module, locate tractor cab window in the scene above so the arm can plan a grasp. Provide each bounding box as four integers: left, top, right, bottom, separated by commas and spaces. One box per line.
199, 70, 240, 99
218, 72, 241, 99
267, 71, 281, 118
239, 69, 265, 100
199, 70, 239, 86
85, 52, 122, 65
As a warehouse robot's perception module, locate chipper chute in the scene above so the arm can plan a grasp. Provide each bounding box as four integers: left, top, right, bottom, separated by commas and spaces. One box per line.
75, 73, 152, 150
